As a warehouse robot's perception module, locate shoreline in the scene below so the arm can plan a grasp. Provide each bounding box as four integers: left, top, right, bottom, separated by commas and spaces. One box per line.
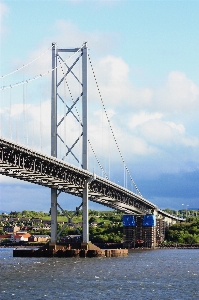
1, 243, 199, 250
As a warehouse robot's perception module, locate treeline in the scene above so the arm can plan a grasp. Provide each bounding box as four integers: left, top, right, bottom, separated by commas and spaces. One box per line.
0, 210, 124, 243
1, 209, 199, 244
165, 216, 199, 244
163, 208, 198, 218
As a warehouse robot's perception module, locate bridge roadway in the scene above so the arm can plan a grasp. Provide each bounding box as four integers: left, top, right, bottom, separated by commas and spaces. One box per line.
0, 137, 182, 221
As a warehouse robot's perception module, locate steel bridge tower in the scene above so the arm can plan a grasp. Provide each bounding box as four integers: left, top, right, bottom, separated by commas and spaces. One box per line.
51, 43, 88, 244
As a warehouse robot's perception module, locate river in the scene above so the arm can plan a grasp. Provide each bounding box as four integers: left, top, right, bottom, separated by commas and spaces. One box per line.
0, 248, 199, 299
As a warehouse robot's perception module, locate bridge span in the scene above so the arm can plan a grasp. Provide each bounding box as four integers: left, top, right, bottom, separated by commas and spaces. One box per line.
0, 43, 185, 251
0, 137, 182, 223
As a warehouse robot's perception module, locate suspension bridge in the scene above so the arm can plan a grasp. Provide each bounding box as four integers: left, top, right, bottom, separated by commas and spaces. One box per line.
0, 42, 183, 248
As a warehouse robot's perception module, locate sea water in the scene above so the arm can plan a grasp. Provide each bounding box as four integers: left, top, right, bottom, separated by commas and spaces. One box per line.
0, 248, 199, 299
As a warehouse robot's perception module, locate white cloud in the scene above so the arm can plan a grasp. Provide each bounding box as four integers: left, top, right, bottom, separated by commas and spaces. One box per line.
129, 111, 162, 129
99, 56, 130, 84
88, 58, 199, 118
181, 136, 199, 147
139, 119, 182, 145
132, 117, 199, 161
154, 71, 199, 113
91, 55, 153, 108
165, 121, 185, 134
91, 56, 199, 116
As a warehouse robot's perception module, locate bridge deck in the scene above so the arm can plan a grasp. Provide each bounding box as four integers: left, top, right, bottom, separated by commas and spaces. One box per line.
0, 137, 183, 221
0, 137, 156, 214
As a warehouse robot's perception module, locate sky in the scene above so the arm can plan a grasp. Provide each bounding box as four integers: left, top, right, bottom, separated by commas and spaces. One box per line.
0, 0, 199, 213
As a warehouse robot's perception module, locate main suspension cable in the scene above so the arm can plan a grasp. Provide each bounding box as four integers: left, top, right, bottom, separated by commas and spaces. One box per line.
88, 139, 109, 180
88, 51, 142, 196
1, 45, 83, 91
1, 45, 54, 79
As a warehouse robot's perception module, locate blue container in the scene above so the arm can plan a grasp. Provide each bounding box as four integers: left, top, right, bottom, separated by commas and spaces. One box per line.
142, 214, 156, 226
122, 215, 136, 226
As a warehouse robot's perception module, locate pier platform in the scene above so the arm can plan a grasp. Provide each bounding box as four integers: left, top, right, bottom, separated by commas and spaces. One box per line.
13, 242, 128, 258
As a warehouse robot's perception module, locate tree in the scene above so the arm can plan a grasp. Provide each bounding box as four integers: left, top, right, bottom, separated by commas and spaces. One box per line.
22, 210, 28, 216
89, 216, 97, 224
0, 229, 4, 235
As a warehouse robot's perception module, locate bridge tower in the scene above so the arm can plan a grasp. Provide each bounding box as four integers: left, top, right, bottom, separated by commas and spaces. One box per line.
51, 43, 88, 244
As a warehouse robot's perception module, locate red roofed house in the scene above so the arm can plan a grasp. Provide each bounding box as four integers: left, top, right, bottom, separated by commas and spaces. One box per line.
10, 232, 31, 243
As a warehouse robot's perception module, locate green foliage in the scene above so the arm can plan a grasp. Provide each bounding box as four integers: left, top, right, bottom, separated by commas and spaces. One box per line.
89, 216, 98, 224
3, 209, 199, 245
0, 229, 5, 235
166, 216, 199, 244
89, 219, 123, 243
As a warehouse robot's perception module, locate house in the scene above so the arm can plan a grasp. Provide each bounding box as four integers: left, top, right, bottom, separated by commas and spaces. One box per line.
10, 232, 31, 243
42, 220, 51, 226
4, 225, 20, 233
60, 235, 81, 243
90, 222, 98, 227
31, 218, 42, 224
8, 218, 19, 222
57, 221, 65, 225
20, 218, 31, 224
43, 225, 51, 230
76, 222, 83, 227
20, 226, 29, 231
0, 216, 9, 222
32, 226, 42, 231
28, 235, 50, 242
16, 230, 27, 235
21, 218, 30, 221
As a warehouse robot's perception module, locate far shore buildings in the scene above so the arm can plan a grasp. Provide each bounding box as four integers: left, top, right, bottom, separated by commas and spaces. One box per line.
0, 231, 50, 243
3, 225, 21, 233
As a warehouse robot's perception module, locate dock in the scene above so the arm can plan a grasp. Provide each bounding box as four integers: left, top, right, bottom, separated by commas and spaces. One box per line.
13, 242, 128, 258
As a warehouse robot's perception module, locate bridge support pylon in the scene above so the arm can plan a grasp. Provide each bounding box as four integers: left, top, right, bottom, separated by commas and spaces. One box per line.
51, 43, 58, 244
51, 189, 57, 244
82, 43, 89, 243
50, 42, 89, 244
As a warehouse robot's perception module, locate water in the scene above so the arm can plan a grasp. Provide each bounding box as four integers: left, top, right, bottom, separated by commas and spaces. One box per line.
0, 248, 199, 300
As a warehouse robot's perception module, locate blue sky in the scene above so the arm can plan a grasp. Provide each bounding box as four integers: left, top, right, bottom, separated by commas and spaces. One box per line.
0, 0, 199, 212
